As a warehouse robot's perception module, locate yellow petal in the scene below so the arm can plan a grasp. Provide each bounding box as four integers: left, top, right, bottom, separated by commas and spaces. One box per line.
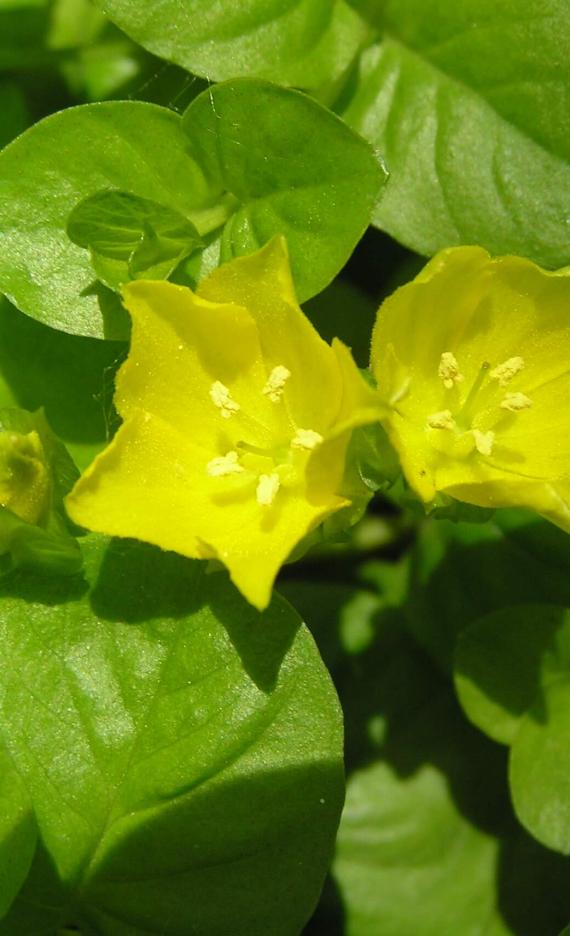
119, 280, 277, 449
371, 247, 570, 521
66, 411, 347, 611
197, 237, 342, 432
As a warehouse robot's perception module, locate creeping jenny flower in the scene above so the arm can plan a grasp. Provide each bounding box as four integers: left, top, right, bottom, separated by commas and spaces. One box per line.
371, 247, 570, 531
66, 238, 383, 609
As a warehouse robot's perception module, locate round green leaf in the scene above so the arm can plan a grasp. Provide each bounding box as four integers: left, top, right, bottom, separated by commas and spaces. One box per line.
0, 101, 209, 339
342, 1, 570, 266
95, 0, 368, 89
0, 536, 343, 934
510, 679, 570, 855
455, 605, 570, 745
181, 79, 386, 303
408, 512, 570, 674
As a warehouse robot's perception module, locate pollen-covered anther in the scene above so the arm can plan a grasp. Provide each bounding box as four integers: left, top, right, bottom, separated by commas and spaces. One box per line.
473, 430, 495, 456
262, 365, 291, 402
256, 472, 280, 507
206, 451, 244, 477
209, 381, 240, 418
427, 410, 457, 431
291, 428, 324, 451
490, 356, 525, 386
500, 392, 533, 412
438, 352, 464, 389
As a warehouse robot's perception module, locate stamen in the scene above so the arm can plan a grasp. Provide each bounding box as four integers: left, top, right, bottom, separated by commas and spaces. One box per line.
490, 356, 525, 387
206, 451, 244, 477
500, 392, 532, 412
438, 352, 464, 389
263, 365, 291, 402
210, 381, 240, 419
256, 472, 280, 506
427, 410, 456, 431
291, 428, 324, 451
473, 430, 495, 456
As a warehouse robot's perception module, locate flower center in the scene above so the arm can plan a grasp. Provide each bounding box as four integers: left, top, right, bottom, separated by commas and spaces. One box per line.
206, 365, 323, 507
425, 351, 532, 459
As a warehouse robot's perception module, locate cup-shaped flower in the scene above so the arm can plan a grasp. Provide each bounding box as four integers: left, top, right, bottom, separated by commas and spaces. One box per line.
370, 247, 570, 531
66, 238, 384, 609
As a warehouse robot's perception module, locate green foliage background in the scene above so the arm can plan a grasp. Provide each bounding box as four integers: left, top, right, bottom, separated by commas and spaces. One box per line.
0, 0, 568, 933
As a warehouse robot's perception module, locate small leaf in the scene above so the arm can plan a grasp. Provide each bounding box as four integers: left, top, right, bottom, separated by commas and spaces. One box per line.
510, 680, 570, 854
408, 510, 570, 673
67, 189, 204, 288
454, 605, 570, 745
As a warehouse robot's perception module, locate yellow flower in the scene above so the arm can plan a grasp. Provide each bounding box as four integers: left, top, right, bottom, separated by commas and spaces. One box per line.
370, 247, 570, 531
66, 238, 383, 609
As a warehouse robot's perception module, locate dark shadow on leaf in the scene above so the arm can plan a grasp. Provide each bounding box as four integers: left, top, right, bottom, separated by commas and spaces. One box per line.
497, 824, 570, 936
90, 538, 203, 624
0, 563, 88, 605
0, 298, 124, 447
407, 515, 570, 675
0, 834, 75, 933
285, 545, 570, 936
204, 571, 301, 693
80, 761, 343, 936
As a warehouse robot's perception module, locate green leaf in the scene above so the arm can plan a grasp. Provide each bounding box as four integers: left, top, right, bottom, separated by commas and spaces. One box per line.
0, 745, 36, 919
67, 190, 205, 289
0, 297, 122, 471
510, 680, 570, 855
0, 536, 343, 933
0, 102, 200, 339
407, 510, 570, 673
455, 605, 570, 745
454, 605, 570, 854
0, 85, 385, 338
94, 0, 368, 89
330, 621, 570, 935
341, 1, 570, 266
180, 79, 386, 302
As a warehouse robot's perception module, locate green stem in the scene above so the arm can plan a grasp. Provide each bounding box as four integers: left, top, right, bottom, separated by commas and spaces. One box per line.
189, 193, 239, 238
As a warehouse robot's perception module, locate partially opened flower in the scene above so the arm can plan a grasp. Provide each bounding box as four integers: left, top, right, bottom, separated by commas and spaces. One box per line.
371, 247, 570, 531
66, 238, 383, 609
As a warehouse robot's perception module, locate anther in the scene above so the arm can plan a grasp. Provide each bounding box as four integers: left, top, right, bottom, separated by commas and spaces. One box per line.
256, 473, 280, 506
263, 365, 291, 402
209, 381, 240, 418
427, 410, 456, 431
206, 451, 244, 477
490, 356, 525, 387
473, 430, 495, 456
291, 428, 324, 451
438, 352, 464, 389
500, 392, 532, 412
